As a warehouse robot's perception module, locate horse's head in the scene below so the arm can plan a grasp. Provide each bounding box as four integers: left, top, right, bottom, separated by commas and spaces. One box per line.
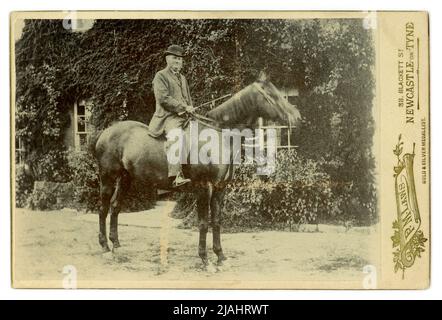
207, 71, 302, 128
252, 72, 302, 127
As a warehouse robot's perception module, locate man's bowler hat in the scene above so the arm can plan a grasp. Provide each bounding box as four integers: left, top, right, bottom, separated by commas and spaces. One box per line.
165, 44, 185, 57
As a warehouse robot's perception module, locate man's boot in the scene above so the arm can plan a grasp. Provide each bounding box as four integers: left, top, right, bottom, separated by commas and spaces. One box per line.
173, 171, 191, 187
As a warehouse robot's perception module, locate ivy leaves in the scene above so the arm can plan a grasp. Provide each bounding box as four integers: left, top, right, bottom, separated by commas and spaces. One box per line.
16, 18, 376, 223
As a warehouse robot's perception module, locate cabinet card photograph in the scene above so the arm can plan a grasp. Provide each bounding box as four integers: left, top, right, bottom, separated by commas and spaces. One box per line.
10, 11, 430, 289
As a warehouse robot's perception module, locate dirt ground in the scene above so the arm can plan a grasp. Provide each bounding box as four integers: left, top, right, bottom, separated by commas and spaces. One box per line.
12, 201, 378, 289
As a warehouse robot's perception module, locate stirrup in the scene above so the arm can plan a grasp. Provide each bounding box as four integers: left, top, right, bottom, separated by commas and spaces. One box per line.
172, 175, 191, 188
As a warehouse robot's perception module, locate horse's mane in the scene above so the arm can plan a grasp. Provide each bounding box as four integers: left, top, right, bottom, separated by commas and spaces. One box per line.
206, 84, 258, 126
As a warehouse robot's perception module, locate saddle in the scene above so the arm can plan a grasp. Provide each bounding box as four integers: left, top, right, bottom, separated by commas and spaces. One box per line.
147, 118, 191, 139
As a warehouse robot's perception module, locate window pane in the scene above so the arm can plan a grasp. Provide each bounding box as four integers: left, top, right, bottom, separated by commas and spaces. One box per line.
78, 117, 86, 132
77, 104, 85, 116
287, 96, 297, 105
290, 130, 296, 147
280, 128, 288, 146
79, 134, 87, 148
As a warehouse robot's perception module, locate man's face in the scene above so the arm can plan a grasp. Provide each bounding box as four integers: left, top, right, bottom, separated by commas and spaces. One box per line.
166, 55, 183, 73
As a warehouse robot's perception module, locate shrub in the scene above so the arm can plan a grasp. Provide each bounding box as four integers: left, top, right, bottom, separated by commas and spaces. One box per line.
124, 180, 157, 212
67, 149, 100, 212
15, 165, 34, 208
27, 181, 74, 210
67, 149, 156, 212
26, 149, 71, 183
28, 187, 56, 210
174, 149, 338, 232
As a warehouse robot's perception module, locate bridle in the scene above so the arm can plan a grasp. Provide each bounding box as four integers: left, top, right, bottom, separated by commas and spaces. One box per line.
185, 82, 294, 132
253, 82, 277, 107
252, 82, 294, 134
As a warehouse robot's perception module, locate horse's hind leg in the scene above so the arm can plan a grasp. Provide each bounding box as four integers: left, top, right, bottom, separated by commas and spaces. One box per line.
109, 171, 130, 250
99, 176, 113, 252
196, 183, 212, 266
210, 189, 227, 264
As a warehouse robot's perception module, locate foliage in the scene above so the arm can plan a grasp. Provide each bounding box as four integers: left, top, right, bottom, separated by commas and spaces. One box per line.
31, 150, 71, 182
175, 150, 340, 232
15, 19, 376, 222
26, 181, 74, 211
15, 165, 34, 208
27, 185, 58, 211
15, 20, 79, 183
67, 150, 100, 212
67, 149, 156, 212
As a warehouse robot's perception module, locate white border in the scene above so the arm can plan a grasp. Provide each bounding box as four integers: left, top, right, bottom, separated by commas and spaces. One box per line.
2, 0, 441, 300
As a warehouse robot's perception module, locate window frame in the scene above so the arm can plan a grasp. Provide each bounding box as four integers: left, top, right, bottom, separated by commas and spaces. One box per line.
73, 100, 91, 150
15, 137, 25, 164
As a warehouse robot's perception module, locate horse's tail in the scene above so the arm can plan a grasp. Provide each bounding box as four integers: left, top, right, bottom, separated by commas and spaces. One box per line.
88, 129, 103, 159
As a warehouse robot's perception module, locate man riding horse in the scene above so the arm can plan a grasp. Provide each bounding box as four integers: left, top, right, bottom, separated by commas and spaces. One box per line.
94, 53, 302, 263
148, 44, 194, 187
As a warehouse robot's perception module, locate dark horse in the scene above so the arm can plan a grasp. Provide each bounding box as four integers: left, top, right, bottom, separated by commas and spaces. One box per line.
93, 73, 301, 266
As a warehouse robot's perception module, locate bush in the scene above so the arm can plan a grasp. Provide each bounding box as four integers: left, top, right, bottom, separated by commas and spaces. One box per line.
28, 187, 56, 210
174, 150, 338, 232
15, 165, 34, 208
124, 180, 157, 212
15, 150, 71, 209
67, 150, 100, 212
25, 149, 71, 183
67, 149, 156, 212
27, 181, 74, 210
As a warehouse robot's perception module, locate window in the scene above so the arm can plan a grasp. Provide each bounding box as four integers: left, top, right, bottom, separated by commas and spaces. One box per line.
74, 100, 91, 150
277, 87, 298, 151
259, 122, 296, 151
282, 87, 299, 106
15, 137, 25, 164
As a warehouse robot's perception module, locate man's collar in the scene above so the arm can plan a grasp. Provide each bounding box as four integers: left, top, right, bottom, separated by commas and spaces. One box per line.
167, 66, 181, 76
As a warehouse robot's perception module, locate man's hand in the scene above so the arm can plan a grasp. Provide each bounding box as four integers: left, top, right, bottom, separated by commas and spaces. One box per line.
185, 105, 195, 114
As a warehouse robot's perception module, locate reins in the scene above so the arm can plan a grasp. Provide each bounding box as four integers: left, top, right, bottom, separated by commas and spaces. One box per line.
186, 112, 223, 131
194, 93, 232, 111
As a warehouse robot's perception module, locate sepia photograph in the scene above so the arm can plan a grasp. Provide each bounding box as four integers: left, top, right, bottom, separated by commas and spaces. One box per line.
10, 11, 429, 289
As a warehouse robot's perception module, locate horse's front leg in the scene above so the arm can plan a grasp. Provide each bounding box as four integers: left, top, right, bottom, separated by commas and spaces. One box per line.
196, 186, 211, 266
210, 190, 226, 264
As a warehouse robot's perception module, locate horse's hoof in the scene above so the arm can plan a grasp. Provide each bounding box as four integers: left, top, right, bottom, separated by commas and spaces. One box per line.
112, 246, 119, 254
217, 257, 228, 265
206, 262, 217, 274
200, 256, 209, 266
101, 245, 111, 253
112, 241, 121, 252
217, 255, 227, 264
112, 241, 121, 249
217, 259, 231, 271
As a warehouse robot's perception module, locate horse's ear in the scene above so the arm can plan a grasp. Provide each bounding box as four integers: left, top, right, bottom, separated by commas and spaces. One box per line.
258, 70, 269, 82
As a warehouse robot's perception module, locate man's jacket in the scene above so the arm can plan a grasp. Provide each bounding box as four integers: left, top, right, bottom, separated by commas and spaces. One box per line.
148, 67, 193, 137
